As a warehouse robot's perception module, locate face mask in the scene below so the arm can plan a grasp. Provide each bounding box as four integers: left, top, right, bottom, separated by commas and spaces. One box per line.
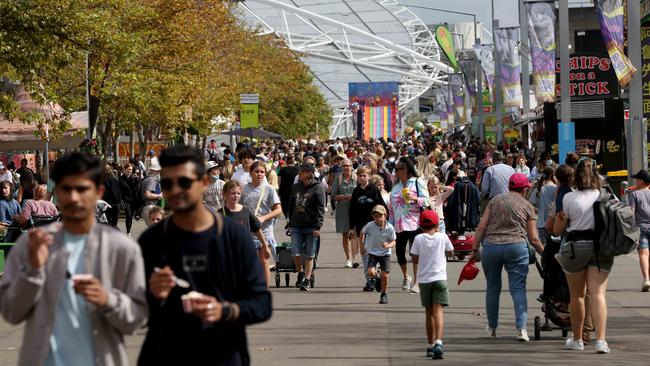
210, 175, 219, 182
546, 160, 553, 166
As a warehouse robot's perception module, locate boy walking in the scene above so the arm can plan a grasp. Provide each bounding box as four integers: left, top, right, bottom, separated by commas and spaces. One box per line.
360, 205, 396, 304
410, 210, 454, 360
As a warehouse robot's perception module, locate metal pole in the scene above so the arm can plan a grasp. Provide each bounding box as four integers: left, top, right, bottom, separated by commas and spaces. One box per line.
86, 53, 91, 140
476, 14, 484, 140
519, 0, 530, 148
492, 0, 504, 146
559, 1, 570, 125
627, 0, 648, 174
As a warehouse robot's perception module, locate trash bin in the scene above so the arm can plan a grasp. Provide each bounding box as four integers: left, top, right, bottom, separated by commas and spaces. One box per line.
606, 170, 628, 200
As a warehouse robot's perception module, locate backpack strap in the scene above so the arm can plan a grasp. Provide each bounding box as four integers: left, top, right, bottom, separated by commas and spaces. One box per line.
254, 184, 267, 216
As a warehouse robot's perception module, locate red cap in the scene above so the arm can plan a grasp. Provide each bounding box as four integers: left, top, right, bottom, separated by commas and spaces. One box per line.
509, 173, 532, 189
458, 259, 480, 285
419, 210, 439, 227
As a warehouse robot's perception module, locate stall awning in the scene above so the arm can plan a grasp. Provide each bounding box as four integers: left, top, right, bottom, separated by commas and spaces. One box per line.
0, 111, 88, 151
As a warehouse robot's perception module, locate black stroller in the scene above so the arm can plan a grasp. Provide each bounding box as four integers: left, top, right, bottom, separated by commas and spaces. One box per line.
533, 235, 572, 340
274, 238, 318, 289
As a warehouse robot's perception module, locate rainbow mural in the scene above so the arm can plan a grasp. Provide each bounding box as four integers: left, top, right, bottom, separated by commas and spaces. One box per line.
349, 82, 399, 141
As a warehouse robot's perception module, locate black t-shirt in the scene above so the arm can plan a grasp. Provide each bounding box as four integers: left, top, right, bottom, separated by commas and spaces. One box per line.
223, 206, 261, 233
278, 165, 299, 197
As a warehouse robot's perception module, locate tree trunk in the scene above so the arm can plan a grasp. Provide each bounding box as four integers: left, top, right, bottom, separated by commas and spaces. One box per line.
112, 129, 119, 164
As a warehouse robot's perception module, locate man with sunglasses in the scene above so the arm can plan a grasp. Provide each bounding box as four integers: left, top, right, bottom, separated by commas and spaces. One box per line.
138, 145, 271, 365
0, 151, 148, 366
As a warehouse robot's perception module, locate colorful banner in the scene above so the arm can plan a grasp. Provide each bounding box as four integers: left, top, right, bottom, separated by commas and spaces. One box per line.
473, 44, 495, 92
494, 27, 522, 108
446, 85, 455, 127
595, 0, 637, 87
450, 74, 466, 123
349, 82, 399, 140
435, 25, 460, 71
526, 2, 556, 103
459, 59, 477, 96
642, 26, 650, 119
433, 88, 449, 129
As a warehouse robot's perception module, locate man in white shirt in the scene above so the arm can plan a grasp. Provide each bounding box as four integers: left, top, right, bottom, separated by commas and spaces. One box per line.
232, 148, 256, 186
439, 153, 453, 178
0, 162, 13, 183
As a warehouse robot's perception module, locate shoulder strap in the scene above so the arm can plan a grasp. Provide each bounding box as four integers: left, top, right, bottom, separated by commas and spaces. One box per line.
255, 184, 267, 216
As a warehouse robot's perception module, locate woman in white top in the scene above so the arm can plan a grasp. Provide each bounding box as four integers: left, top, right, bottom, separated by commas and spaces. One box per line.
514, 155, 531, 179
553, 159, 612, 354
427, 176, 454, 233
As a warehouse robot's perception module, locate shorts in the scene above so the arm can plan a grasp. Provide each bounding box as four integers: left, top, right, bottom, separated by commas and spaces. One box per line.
291, 227, 317, 259
367, 254, 391, 273
253, 231, 276, 250
555, 240, 614, 273
419, 280, 449, 307
639, 228, 650, 250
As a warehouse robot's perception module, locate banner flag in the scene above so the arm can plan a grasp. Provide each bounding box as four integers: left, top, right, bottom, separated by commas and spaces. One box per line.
450, 74, 466, 123
526, 2, 556, 103
494, 27, 522, 108
596, 0, 637, 87
473, 44, 496, 92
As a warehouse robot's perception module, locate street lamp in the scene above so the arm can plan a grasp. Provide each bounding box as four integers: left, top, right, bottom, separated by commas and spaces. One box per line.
401, 3, 484, 138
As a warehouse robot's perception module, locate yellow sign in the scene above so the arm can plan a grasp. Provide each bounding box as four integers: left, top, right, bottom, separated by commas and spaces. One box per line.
240, 104, 259, 128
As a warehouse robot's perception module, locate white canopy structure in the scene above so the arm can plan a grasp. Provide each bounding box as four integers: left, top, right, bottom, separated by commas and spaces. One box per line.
236, 0, 451, 138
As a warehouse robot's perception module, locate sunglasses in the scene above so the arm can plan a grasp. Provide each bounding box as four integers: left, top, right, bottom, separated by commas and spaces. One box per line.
160, 177, 199, 191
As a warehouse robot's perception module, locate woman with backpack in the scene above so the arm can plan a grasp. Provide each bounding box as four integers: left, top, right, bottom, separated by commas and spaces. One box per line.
528, 166, 556, 246
552, 158, 612, 354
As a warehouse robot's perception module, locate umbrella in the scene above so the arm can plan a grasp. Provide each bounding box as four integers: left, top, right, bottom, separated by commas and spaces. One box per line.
221, 128, 283, 139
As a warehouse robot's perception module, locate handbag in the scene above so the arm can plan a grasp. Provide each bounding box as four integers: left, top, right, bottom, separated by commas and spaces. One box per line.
414, 179, 431, 213
504, 197, 537, 265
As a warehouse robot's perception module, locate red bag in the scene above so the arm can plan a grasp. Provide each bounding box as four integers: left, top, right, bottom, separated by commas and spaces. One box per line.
458, 259, 480, 285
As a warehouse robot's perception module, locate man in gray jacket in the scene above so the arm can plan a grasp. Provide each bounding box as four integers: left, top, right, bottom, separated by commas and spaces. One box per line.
0, 151, 148, 366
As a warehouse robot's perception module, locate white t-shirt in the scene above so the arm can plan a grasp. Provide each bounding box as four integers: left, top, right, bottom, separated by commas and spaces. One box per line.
410, 232, 453, 283
0, 170, 13, 183
562, 189, 600, 232
232, 165, 252, 186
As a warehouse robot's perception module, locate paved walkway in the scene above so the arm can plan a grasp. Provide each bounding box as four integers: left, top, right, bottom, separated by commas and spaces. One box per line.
1, 216, 649, 365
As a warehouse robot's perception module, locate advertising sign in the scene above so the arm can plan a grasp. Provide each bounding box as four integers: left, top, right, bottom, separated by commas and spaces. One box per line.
526, 2, 556, 103
555, 54, 619, 99
595, 0, 637, 87
240, 103, 259, 128
349, 82, 399, 140
435, 25, 459, 71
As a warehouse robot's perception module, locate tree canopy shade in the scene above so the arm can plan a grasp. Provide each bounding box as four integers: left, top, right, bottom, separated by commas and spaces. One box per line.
0, 0, 331, 155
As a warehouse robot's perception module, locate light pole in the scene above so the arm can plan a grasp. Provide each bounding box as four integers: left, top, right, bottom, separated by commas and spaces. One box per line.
401, 4, 483, 138
627, 0, 647, 175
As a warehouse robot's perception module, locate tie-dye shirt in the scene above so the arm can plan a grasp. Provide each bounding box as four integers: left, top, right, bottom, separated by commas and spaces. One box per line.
389, 177, 429, 233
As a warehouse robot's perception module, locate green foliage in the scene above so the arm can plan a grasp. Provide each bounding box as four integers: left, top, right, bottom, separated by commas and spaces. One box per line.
0, 0, 331, 144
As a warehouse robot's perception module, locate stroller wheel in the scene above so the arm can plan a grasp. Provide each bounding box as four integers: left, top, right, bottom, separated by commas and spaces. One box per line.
285, 273, 290, 287
534, 316, 541, 340
275, 273, 281, 288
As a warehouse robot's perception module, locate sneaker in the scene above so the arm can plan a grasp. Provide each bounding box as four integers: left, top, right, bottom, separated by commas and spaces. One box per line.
374, 277, 382, 292
352, 261, 360, 268
536, 292, 545, 303
295, 272, 305, 288
425, 346, 434, 358
410, 283, 420, 294
379, 293, 388, 304
402, 276, 412, 291
517, 329, 529, 342
642, 280, 650, 292
565, 338, 585, 351
300, 278, 310, 291
595, 340, 610, 354
432, 343, 444, 359
345, 260, 353, 268
363, 279, 374, 292
485, 326, 496, 338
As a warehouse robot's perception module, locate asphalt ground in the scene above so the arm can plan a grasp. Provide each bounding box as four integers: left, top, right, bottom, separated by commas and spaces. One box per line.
1, 215, 649, 365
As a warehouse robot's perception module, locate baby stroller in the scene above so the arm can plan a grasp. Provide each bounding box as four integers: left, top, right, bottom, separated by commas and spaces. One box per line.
533, 235, 572, 340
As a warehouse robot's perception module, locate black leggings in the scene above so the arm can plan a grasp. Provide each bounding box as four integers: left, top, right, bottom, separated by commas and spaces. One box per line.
396, 229, 420, 265
123, 202, 133, 234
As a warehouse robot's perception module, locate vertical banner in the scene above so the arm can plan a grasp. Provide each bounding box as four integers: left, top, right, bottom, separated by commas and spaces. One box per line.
434, 88, 449, 129
435, 25, 460, 71
642, 26, 650, 119
526, 2, 557, 103
558, 121, 576, 163
446, 85, 455, 127
473, 45, 496, 92
595, 0, 637, 87
494, 27, 522, 108
459, 59, 477, 96
240, 93, 260, 128
349, 82, 399, 140
450, 74, 466, 123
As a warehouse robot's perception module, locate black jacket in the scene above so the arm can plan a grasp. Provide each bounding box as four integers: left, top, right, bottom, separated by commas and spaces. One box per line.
288, 179, 326, 230
138, 215, 272, 365
348, 184, 387, 230
444, 177, 481, 233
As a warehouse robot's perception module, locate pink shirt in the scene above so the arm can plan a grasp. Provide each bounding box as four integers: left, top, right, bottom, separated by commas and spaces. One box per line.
19, 199, 58, 221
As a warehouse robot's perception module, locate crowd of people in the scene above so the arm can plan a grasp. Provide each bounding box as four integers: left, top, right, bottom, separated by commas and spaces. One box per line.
1, 127, 649, 363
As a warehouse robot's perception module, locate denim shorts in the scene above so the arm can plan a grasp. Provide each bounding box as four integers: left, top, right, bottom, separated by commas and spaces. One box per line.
555, 240, 614, 273
639, 228, 650, 250
367, 253, 391, 273
291, 228, 317, 259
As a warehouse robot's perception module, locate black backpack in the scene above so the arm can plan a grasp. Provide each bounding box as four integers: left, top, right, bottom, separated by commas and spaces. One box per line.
132, 176, 155, 214
593, 188, 640, 258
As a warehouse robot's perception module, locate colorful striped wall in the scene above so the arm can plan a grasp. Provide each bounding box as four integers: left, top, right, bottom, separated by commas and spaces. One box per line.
363, 106, 396, 140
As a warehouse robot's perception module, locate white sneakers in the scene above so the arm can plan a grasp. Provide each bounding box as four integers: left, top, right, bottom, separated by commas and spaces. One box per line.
409, 283, 420, 294
401, 276, 412, 291
565, 338, 585, 351
485, 326, 497, 338
344, 260, 353, 268
595, 340, 610, 354
517, 329, 529, 342
642, 280, 650, 292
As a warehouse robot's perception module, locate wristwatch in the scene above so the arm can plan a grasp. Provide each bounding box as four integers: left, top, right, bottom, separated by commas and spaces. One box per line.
221, 301, 231, 321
